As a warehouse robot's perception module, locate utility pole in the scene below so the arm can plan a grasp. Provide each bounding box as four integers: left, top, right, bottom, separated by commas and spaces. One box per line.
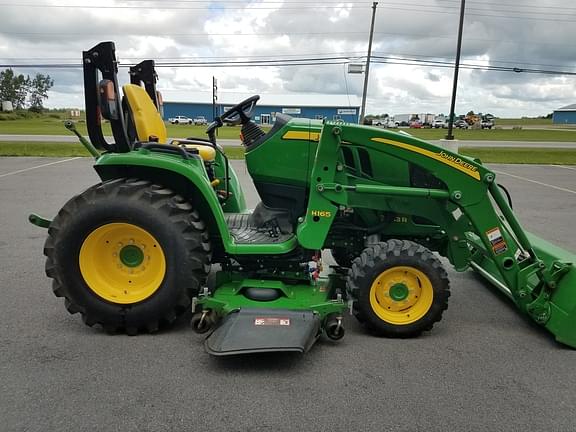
212, 76, 218, 120
359, 1, 378, 125
445, 0, 466, 140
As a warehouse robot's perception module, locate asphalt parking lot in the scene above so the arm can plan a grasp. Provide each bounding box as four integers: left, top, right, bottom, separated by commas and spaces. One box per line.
1, 157, 575, 432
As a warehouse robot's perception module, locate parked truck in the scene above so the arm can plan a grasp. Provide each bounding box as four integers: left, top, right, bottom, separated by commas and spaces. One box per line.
394, 113, 435, 127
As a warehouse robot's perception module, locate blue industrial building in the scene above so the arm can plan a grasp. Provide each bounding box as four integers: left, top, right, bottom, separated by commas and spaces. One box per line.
552, 104, 576, 124
163, 100, 360, 124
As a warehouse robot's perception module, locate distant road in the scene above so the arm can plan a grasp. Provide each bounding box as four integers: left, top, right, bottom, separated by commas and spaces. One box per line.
0, 134, 575, 148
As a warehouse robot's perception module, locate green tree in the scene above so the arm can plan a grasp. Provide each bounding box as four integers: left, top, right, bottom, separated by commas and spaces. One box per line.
0, 69, 30, 109
28, 74, 54, 112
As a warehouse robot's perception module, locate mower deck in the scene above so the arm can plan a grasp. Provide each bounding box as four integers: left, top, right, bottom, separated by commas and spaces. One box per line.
205, 308, 321, 356
195, 274, 347, 355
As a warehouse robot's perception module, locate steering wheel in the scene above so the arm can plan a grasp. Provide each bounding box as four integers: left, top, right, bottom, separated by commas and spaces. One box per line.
219, 95, 260, 125
205, 95, 260, 143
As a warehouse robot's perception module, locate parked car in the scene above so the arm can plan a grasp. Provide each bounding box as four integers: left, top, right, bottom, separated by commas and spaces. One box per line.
373, 118, 395, 128
454, 119, 469, 129
481, 119, 494, 129
433, 118, 447, 128
193, 116, 208, 125
169, 115, 193, 124
409, 120, 423, 129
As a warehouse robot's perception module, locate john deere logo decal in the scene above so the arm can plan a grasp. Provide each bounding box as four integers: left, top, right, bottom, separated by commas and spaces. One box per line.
370, 137, 481, 180
437, 151, 479, 176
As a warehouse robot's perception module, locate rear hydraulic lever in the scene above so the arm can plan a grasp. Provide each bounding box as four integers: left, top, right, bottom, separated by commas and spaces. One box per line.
64, 120, 100, 159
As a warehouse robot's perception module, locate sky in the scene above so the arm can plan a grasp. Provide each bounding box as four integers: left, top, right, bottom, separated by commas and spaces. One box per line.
1, 0, 575, 118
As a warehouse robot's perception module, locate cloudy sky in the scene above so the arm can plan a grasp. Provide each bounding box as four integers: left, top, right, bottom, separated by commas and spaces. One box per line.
1, 0, 575, 117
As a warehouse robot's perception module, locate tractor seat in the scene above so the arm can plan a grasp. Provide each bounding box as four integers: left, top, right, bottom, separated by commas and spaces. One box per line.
171, 140, 216, 162
122, 84, 215, 162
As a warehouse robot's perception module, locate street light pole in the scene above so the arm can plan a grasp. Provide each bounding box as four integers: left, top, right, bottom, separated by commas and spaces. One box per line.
359, 1, 378, 125
445, 0, 466, 140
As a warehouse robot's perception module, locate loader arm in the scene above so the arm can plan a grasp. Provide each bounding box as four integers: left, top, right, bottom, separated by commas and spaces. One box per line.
297, 122, 576, 347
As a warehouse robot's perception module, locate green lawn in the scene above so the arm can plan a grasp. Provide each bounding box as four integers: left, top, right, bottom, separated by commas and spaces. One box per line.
495, 118, 553, 126
0, 118, 257, 140
1, 141, 574, 165
460, 147, 576, 165
0, 141, 247, 159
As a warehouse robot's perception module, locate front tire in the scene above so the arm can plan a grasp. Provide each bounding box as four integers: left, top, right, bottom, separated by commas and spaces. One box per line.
44, 178, 211, 334
347, 240, 450, 338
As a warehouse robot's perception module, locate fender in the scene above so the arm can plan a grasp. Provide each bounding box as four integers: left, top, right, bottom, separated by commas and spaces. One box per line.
94, 149, 235, 251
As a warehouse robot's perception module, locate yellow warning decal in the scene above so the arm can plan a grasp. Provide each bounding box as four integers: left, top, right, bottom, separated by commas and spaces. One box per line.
370, 137, 481, 180
282, 131, 320, 142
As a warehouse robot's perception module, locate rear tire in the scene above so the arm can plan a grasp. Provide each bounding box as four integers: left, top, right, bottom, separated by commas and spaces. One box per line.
347, 239, 450, 338
44, 178, 211, 334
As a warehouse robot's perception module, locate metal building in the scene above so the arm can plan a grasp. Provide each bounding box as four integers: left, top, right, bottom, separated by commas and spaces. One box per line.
162, 94, 360, 124
552, 104, 576, 124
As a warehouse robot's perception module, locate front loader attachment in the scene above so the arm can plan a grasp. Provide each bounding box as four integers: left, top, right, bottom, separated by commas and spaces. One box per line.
298, 122, 575, 348
470, 232, 576, 347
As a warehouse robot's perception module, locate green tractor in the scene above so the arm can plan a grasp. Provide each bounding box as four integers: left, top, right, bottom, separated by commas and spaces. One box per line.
31, 42, 576, 355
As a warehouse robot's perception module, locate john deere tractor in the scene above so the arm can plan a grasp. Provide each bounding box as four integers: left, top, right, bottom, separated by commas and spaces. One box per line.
31, 42, 576, 355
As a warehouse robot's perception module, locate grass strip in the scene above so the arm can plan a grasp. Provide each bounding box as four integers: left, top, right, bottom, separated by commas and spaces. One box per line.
0, 141, 247, 159
459, 147, 576, 165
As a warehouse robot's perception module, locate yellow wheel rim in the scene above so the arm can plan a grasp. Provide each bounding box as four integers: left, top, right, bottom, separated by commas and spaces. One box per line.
79, 223, 166, 304
369, 266, 434, 325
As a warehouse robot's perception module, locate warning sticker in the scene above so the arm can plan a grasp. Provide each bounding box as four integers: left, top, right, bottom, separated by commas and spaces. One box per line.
486, 227, 508, 255
254, 317, 291, 326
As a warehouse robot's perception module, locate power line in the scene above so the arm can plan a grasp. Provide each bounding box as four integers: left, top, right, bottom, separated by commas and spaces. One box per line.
437, 0, 576, 12
372, 52, 576, 70
3, 55, 576, 77
4, 49, 576, 71
0, 51, 366, 61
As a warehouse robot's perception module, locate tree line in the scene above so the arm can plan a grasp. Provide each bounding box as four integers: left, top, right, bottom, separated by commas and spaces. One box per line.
0, 69, 54, 112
